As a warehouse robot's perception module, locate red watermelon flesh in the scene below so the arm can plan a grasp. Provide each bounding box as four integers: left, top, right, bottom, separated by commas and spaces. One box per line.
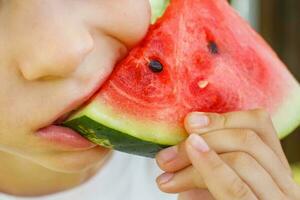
100, 0, 295, 119
64, 0, 300, 157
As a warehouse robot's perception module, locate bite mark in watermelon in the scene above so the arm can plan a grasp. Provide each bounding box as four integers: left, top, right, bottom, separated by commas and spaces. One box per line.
64, 0, 300, 157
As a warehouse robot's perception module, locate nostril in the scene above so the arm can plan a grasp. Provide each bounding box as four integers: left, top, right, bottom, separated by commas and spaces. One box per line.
39, 76, 63, 81
19, 62, 67, 81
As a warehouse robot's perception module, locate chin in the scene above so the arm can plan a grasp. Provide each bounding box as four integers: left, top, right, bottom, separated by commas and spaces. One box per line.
36, 147, 111, 173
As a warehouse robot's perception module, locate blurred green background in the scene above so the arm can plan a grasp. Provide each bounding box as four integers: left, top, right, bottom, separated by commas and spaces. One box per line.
231, 0, 300, 179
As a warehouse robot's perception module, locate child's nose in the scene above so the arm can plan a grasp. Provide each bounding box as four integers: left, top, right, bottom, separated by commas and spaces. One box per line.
19, 35, 94, 81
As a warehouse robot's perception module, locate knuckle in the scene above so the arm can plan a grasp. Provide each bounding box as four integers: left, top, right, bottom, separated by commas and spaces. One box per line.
155, 159, 164, 169
209, 157, 226, 172
192, 167, 204, 187
155, 157, 171, 172
156, 159, 179, 173
220, 153, 234, 163
239, 129, 259, 148
228, 177, 250, 199
157, 183, 174, 193
283, 181, 300, 198
228, 152, 253, 169
251, 108, 271, 122
250, 109, 277, 139
216, 113, 228, 128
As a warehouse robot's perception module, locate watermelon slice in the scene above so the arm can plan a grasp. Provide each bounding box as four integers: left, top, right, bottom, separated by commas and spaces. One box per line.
64, 0, 300, 157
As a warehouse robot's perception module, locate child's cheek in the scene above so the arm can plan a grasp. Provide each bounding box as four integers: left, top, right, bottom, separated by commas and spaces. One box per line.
86, 0, 151, 47
0, 0, 151, 173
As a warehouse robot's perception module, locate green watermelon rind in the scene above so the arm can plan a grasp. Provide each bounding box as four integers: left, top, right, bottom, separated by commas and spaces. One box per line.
66, 100, 187, 145
63, 116, 169, 158
63, 87, 300, 157
63, 99, 187, 157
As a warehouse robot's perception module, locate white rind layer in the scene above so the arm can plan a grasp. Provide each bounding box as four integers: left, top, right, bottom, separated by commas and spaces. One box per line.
273, 86, 300, 139
70, 100, 187, 145
70, 83, 300, 146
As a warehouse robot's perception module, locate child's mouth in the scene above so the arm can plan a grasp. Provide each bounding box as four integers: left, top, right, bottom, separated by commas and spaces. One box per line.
36, 125, 96, 150
36, 87, 102, 151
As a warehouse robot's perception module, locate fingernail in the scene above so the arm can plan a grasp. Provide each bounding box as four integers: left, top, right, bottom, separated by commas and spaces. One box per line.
157, 173, 174, 185
188, 134, 210, 152
157, 146, 178, 163
187, 113, 210, 128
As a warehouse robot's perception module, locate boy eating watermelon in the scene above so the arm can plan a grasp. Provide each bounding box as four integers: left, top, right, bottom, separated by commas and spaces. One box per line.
0, 0, 299, 200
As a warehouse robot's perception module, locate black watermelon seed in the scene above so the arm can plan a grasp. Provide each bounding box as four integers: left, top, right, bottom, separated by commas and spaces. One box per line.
149, 60, 163, 73
208, 41, 219, 54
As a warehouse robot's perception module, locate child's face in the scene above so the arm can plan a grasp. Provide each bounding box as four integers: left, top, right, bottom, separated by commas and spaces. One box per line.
0, 1, 150, 172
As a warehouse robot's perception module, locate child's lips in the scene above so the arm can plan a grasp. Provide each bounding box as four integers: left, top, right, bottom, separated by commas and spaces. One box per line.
53, 111, 75, 125
36, 125, 96, 150
35, 98, 95, 151
36, 76, 109, 151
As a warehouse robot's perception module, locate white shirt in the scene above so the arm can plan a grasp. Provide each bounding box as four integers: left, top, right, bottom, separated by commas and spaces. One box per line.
0, 152, 178, 200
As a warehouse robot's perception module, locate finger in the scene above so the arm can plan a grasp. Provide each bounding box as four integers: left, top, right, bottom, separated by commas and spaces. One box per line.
157, 109, 288, 172
157, 129, 293, 194
185, 134, 257, 200
158, 152, 284, 200
222, 152, 284, 200
156, 166, 201, 193
156, 141, 189, 172
179, 189, 214, 200
184, 109, 290, 170
203, 129, 294, 194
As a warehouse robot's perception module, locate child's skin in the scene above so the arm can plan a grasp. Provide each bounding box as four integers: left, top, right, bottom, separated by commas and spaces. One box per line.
0, 1, 299, 199
157, 110, 300, 199
0, 0, 150, 196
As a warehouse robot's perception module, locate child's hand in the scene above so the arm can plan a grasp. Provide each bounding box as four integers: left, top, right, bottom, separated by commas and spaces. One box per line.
156, 110, 300, 200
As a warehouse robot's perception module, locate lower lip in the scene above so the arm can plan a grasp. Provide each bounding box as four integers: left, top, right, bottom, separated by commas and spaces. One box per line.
36, 125, 96, 150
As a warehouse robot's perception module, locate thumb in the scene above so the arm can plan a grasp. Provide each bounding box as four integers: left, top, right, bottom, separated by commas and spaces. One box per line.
184, 110, 290, 171
184, 109, 274, 137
